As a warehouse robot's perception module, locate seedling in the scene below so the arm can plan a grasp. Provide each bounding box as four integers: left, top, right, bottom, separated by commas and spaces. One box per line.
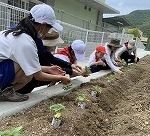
62, 83, 72, 91
76, 94, 89, 109
107, 74, 115, 83
0, 126, 23, 136
83, 66, 91, 77
49, 104, 66, 127
91, 85, 102, 97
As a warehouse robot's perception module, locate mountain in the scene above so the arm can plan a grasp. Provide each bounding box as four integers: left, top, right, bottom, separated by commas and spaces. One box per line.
120, 10, 150, 35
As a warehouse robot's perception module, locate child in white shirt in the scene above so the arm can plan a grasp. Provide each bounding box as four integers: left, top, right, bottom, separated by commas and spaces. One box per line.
88, 39, 123, 74
87, 45, 107, 73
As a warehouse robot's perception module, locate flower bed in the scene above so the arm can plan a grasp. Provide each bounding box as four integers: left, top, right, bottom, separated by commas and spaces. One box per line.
0, 55, 150, 136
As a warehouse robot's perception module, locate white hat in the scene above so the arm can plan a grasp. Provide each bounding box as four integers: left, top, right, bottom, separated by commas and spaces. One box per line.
30, 4, 63, 31
71, 40, 86, 61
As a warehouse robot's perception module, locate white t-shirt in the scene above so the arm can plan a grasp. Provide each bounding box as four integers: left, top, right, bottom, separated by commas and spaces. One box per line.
103, 43, 120, 72
87, 44, 120, 72
87, 50, 101, 67
0, 31, 41, 76
115, 44, 137, 59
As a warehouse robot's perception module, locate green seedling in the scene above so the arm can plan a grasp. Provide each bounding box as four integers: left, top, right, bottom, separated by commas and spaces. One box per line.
91, 85, 102, 93
62, 83, 72, 91
91, 85, 102, 97
76, 93, 89, 109
107, 74, 115, 82
49, 104, 66, 119
83, 66, 91, 77
76, 93, 89, 103
0, 126, 23, 136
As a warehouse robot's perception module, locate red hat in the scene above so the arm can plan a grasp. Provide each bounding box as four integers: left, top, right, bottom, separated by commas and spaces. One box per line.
96, 45, 106, 54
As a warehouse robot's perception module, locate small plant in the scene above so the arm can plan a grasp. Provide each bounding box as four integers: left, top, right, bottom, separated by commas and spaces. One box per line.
0, 126, 23, 136
91, 85, 102, 93
49, 104, 66, 127
62, 83, 72, 90
83, 66, 91, 77
107, 74, 115, 83
91, 85, 102, 97
76, 93, 89, 103
76, 94, 89, 109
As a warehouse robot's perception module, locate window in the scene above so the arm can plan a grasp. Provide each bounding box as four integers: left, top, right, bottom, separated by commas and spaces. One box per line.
29, 2, 36, 10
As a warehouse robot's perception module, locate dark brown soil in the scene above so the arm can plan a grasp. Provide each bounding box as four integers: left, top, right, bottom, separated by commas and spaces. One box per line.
1, 55, 150, 136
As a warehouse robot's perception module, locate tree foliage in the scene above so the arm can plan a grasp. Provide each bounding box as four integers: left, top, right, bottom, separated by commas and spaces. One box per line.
127, 28, 141, 37
119, 10, 150, 35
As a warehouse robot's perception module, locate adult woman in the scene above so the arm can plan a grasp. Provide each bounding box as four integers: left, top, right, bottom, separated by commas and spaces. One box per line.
0, 4, 70, 102
104, 38, 123, 73
115, 39, 139, 66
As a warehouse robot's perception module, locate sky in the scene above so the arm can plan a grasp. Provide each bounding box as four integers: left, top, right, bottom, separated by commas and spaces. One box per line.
104, 0, 150, 17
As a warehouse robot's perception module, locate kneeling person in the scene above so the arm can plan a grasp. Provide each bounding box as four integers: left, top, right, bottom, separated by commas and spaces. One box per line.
87, 45, 107, 73
115, 39, 139, 66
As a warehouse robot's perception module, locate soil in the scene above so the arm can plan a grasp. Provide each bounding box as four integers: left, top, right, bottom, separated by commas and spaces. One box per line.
1, 55, 150, 136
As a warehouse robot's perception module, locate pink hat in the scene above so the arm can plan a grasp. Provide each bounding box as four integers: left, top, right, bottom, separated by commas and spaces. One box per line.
71, 40, 86, 61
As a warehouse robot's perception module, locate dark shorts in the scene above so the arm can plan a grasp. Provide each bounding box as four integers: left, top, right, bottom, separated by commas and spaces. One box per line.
0, 59, 15, 88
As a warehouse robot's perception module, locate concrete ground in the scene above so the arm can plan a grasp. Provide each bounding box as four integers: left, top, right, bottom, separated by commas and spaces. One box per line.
0, 48, 150, 119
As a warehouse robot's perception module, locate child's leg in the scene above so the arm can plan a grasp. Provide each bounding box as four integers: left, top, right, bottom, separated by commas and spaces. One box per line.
90, 65, 101, 73
0, 61, 32, 102
12, 62, 33, 91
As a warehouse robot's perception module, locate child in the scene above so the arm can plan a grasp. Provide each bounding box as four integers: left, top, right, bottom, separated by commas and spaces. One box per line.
54, 40, 86, 64
87, 45, 107, 73
0, 4, 71, 102
54, 40, 86, 76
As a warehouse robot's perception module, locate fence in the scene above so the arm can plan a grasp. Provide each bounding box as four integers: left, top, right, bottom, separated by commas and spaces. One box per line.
0, 1, 145, 58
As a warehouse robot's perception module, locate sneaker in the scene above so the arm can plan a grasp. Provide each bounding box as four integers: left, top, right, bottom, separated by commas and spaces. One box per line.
0, 86, 29, 102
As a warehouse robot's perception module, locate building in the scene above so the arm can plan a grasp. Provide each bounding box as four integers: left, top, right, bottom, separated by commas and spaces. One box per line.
0, 0, 119, 31
102, 16, 132, 33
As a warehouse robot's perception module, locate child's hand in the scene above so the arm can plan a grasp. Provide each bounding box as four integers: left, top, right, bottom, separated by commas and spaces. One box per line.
134, 57, 138, 63
60, 74, 71, 85
116, 70, 124, 76
97, 60, 106, 66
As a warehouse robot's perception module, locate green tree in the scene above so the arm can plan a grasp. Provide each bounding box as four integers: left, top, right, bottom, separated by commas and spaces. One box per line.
128, 28, 141, 38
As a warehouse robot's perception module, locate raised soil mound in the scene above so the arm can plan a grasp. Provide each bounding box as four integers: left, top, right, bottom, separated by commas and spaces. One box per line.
1, 55, 150, 136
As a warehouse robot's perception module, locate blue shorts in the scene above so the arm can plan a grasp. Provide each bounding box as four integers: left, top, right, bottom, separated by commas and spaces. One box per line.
0, 59, 15, 88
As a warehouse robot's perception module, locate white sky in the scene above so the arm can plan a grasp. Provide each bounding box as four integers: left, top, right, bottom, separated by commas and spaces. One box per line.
104, 0, 150, 17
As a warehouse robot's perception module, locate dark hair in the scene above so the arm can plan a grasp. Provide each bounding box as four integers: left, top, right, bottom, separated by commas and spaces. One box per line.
4, 14, 38, 40
69, 46, 76, 56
